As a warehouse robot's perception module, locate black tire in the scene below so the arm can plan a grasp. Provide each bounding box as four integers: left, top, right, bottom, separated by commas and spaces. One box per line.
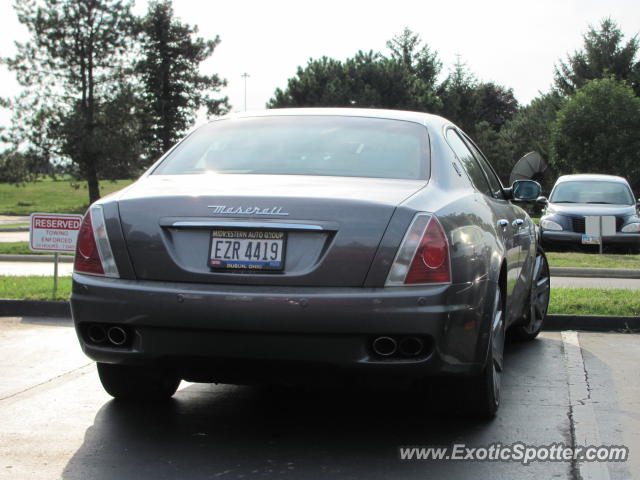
97, 363, 180, 401
511, 247, 550, 341
466, 285, 504, 418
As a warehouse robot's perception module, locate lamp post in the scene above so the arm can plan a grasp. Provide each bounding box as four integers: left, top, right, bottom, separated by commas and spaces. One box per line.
241, 72, 250, 111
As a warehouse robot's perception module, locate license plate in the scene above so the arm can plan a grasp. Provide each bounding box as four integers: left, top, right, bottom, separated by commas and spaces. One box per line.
209, 230, 286, 271
581, 234, 601, 245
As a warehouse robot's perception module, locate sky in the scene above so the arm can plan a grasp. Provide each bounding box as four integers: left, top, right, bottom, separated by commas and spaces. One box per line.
1, 0, 639, 129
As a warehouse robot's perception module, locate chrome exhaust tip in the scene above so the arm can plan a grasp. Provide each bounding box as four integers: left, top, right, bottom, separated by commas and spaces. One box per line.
372, 336, 397, 357
87, 324, 106, 344
398, 337, 424, 357
107, 326, 128, 346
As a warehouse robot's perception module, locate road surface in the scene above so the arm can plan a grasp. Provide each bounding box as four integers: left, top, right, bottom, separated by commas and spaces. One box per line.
2, 258, 640, 290
0, 261, 73, 276
551, 276, 640, 289
0, 231, 29, 243
0, 316, 638, 479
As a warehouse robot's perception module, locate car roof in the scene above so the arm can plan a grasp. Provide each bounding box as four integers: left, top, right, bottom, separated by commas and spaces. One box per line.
215, 107, 453, 130
555, 174, 630, 185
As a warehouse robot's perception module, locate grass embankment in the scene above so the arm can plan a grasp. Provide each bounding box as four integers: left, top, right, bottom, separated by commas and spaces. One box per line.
0, 242, 73, 256
0, 223, 29, 229
0, 177, 133, 215
549, 288, 640, 317
546, 252, 640, 269
0, 276, 72, 301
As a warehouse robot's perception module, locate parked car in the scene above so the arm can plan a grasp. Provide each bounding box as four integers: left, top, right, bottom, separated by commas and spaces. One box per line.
539, 174, 640, 251
71, 108, 550, 417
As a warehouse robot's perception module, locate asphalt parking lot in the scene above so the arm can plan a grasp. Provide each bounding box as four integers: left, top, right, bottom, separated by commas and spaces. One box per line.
1, 316, 638, 480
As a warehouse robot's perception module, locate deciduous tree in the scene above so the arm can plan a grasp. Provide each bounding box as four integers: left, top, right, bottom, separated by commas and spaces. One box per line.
5, 0, 138, 203
551, 78, 640, 191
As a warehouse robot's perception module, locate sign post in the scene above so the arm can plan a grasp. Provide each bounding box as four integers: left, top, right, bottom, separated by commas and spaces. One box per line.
584, 216, 616, 254
29, 213, 83, 296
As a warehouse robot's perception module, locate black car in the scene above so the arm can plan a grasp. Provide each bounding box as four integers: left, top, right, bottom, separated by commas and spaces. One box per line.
539, 174, 640, 251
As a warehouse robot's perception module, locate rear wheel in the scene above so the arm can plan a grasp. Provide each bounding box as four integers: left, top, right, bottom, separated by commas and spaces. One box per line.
467, 286, 504, 418
511, 248, 550, 341
97, 363, 180, 401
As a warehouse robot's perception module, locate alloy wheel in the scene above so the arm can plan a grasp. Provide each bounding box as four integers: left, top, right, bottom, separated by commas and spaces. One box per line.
524, 251, 550, 334
490, 288, 505, 404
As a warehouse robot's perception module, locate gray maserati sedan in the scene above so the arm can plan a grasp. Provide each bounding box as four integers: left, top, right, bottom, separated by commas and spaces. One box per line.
71, 108, 549, 417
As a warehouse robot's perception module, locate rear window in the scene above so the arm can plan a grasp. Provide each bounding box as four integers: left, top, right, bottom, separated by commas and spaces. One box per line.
152, 116, 429, 180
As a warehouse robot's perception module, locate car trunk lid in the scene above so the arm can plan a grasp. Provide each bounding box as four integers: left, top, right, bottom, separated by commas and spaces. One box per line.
117, 174, 426, 286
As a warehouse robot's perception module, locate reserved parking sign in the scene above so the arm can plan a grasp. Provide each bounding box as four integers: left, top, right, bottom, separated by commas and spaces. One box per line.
29, 213, 83, 253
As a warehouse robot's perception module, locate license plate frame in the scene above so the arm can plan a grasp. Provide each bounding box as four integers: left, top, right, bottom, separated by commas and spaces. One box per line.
208, 229, 287, 271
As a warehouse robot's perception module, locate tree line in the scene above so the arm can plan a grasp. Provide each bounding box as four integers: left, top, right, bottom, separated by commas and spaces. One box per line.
1, 3, 640, 202
269, 20, 640, 192
0, 0, 229, 202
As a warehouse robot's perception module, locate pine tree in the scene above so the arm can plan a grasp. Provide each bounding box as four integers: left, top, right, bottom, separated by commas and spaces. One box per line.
137, 0, 229, 161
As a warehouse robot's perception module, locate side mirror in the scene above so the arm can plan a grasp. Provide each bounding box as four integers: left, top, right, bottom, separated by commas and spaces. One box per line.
509, 180, 541, 202
536, 196, 548, 206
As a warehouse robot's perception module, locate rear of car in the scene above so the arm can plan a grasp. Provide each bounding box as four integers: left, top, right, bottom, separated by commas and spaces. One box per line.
70, 110, 505, 414
540, 175, 640, 251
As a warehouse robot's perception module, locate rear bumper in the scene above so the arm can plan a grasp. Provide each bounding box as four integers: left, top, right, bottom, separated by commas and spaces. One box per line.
541, 231, 640, 247
70, 274, 495, 384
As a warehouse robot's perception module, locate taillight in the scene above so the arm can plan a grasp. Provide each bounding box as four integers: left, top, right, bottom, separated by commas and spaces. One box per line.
385, 214, 451, 286
74, 206, 119, 277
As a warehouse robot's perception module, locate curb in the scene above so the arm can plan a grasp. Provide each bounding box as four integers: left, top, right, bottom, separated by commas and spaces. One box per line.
545, 314, 640, 332
0, 300, 71, 317
550, 267, 640, 279
0, 254, 74, 263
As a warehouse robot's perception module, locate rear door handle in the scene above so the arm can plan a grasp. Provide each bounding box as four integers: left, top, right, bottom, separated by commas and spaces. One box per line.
497, 219, 509, 229
512, 219, 524, 228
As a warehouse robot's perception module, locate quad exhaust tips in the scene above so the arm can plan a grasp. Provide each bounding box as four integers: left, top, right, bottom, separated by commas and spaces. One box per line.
372, 336, 397, 357
87, 324, 107, 344
107, 326, 128, 346
398, 337, 424, 357
372, 336, 425, 358
84, 323, 130, 348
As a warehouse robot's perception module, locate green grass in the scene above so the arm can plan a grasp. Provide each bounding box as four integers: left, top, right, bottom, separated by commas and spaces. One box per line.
0, 177, 134, 215
0, 242, 73, 256
0, 276, 71, 301
531, 217, 540, 225
549, 288, 640, 316
547, 252, 640, 269
0, 223, 29, 229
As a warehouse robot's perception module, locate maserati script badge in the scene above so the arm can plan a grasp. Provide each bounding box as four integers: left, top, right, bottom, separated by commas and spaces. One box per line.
207, 205, 290, 216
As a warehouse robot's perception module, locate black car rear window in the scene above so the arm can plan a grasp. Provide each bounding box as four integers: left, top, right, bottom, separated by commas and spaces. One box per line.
152, 116, 430, 180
